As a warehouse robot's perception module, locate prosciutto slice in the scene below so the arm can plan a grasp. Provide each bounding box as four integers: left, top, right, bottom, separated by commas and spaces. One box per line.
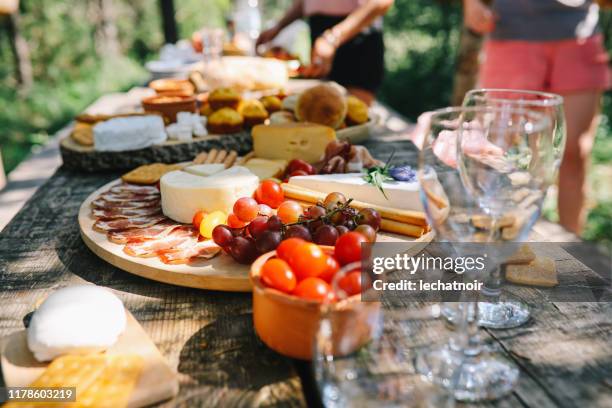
92, 198, 160, 210
92, 206, 161, 219
158, 240, 221, 264
123, 226, 198, 257
108, 184, 160, 195
107, 221, 180, 244
95, 193, 160, 204
93, 215, 168, 233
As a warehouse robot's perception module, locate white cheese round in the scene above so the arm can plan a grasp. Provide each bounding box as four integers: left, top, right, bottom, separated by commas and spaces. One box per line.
160, 166, 259, 223
27, 285, 127, 362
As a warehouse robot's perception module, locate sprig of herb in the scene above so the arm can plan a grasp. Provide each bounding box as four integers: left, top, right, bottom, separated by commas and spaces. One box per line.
362, 150, 395, 199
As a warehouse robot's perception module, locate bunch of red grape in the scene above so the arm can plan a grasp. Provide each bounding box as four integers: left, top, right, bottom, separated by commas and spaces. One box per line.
212, 190, 381, 264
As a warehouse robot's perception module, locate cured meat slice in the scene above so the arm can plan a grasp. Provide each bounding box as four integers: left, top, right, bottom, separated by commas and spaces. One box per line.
95, 194, 160, 204
93, 215, 167, 233
107, 221, 180, 244
92, 198, 160, 210
108, 184, 160, 195
123, 226, 197, 257
158, 240, 221, 264
92, 206, 161, 219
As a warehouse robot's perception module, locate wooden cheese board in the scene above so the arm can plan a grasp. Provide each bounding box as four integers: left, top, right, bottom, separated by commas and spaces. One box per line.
79, 179, 433, 293
1, 312, 179, 408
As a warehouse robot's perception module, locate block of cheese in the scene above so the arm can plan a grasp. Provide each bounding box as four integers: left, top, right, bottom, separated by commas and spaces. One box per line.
289, 173, 423, 212
185, 163, 226, 177
27, 285, 127, 362
160, 166, 259, 223
244, 158, 288, 180
252, 123, 336, 164
94, 115, 167, 151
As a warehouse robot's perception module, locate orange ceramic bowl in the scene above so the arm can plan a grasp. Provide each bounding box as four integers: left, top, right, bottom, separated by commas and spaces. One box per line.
142, 94, 197, 123
250, 248, 381, 360
149, 78, 195, 96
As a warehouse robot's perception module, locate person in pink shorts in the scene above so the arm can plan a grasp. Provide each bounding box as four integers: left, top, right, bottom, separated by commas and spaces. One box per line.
464, 0, 611, 234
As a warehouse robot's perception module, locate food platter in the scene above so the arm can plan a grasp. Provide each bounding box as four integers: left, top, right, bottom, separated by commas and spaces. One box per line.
79, 178, 433, 292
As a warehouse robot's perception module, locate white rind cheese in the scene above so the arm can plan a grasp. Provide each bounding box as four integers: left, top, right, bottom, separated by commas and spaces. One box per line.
94, 115, 167, 151
27, 285, 127, 362
160, 166, 259, 223
289, 173, 423, 211
184, 163, 226, 177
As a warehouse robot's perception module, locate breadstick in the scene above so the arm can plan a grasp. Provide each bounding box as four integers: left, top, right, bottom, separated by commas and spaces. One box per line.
215, 150, 228, 164
281, 183, 428, 226
193, 152, 208, 164
239, 151, 255, 165
224, 150, 238, 168
205, 149, 218, 164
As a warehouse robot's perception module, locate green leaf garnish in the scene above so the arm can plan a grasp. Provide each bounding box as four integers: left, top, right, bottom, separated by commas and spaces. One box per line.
362, 150, 395, 199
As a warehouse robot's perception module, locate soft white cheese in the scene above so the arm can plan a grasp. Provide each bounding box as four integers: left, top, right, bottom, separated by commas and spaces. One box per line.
27, 285, 127, 362
184, 163, 226, 177
160, 166, 259, 223
93, 115, 167, 151
289, 173, 424, 212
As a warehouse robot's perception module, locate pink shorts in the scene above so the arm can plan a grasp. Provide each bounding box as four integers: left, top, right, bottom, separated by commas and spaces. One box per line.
480, 34, 610, 93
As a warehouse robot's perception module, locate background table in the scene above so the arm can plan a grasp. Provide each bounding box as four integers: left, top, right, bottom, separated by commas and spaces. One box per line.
0, 92, 610, 407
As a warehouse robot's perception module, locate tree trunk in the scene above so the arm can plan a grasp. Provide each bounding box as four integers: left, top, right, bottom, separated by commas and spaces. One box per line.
4, 12, 32, 91
159, 0, 177, 44
451, 26, 484, 105
94, 0, 121, 57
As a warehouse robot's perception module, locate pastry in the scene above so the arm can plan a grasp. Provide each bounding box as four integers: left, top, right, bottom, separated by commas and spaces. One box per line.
239, 99, 269, 127
506, 257, 558, 287
71, 122, 94, 146
208, 87, 242, 111
295, 84, 347, 129
345, 95, 369, 125
207, 107, 244, 134
260, 95, 282, 113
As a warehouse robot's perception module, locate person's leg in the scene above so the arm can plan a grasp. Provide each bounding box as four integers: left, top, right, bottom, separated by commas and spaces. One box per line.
557, 91, 601, 234
346, 87, 375, 106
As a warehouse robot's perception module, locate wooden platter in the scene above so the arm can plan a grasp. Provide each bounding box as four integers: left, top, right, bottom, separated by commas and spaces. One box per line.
79, 179, 433, 292
1, 312, 179, 408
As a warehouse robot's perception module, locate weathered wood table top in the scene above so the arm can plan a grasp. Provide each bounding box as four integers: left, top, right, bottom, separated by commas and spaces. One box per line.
0, 94, 611, 407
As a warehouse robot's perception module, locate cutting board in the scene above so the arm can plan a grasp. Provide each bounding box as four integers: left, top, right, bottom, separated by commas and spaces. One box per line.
1, 312, 179, 408
80, 179, 433, 293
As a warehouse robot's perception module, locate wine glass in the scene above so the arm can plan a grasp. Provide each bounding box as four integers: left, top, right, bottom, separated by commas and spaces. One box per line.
313, 261, 454, 408
450, 89, 564, 329
415, 106, 552, 401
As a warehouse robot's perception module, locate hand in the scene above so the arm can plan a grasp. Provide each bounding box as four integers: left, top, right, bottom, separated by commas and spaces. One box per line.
463, 0, 495, 34
301, 36, 336, 78
256, 26, 280, 49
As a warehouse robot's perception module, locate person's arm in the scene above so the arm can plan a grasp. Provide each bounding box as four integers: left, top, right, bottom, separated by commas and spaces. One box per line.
304, 0, 394, 78
463, 0, 495, 34
256, 0, 304, 48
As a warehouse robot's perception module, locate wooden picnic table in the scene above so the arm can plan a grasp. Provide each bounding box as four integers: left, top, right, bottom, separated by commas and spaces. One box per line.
0, 90, 610, 407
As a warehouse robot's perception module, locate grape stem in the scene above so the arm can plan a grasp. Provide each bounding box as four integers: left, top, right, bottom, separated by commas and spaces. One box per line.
283, 198, 355, 231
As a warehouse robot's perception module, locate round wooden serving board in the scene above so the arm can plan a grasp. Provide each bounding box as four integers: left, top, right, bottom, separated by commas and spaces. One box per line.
79, 179, 433, 292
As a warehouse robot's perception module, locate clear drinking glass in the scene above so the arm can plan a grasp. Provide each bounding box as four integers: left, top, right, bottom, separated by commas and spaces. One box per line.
415, 106, 552, 401
446, 89, 565, 329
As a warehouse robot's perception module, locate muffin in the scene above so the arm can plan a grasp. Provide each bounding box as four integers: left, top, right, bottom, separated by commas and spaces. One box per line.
199, 102, 214, 117
295, 84, 347, 129
239, 99, 269, 127
207, 108, 244, 134
208, 88, 242, 111
345, 95, 369, 126
260, 95, 282, 113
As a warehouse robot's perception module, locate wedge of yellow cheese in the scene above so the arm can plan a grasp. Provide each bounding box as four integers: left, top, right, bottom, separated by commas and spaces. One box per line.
244, 158, 288, 180
252, 123, 336, 164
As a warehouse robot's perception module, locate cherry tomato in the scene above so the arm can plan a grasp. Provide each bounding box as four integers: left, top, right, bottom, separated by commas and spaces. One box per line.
334, 231, 367, 265
276, 238, 306, 262
260, 258, 297, 293
192, 210, 207, 229
293, 277, 332, 301
289, 242, 327, 280
227, 213, 248, 228
200, 211, 227, 239
254, 180, 285, 209
338, 271, 363, 296
233, 197, 259, 222
318, 255, 340, 283
288, 159, 315, 175
277, 200, 303, 224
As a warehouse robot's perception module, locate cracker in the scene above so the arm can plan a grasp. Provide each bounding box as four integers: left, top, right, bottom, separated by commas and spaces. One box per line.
193, 151, 208, 164
71, 122, 94, 146
471, 214, 515, 230
204, 149, 218, 164
32, 354, 108, 392
215, 150, 228, 164
504, 244, 536, 265
506, 257, 558, 287
121, 163, 184, 185
223, 150, 238, 168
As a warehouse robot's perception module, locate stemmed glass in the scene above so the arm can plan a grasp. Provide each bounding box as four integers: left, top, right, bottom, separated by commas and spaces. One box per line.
444, 89, 565, 329
415, 106, 553, 401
